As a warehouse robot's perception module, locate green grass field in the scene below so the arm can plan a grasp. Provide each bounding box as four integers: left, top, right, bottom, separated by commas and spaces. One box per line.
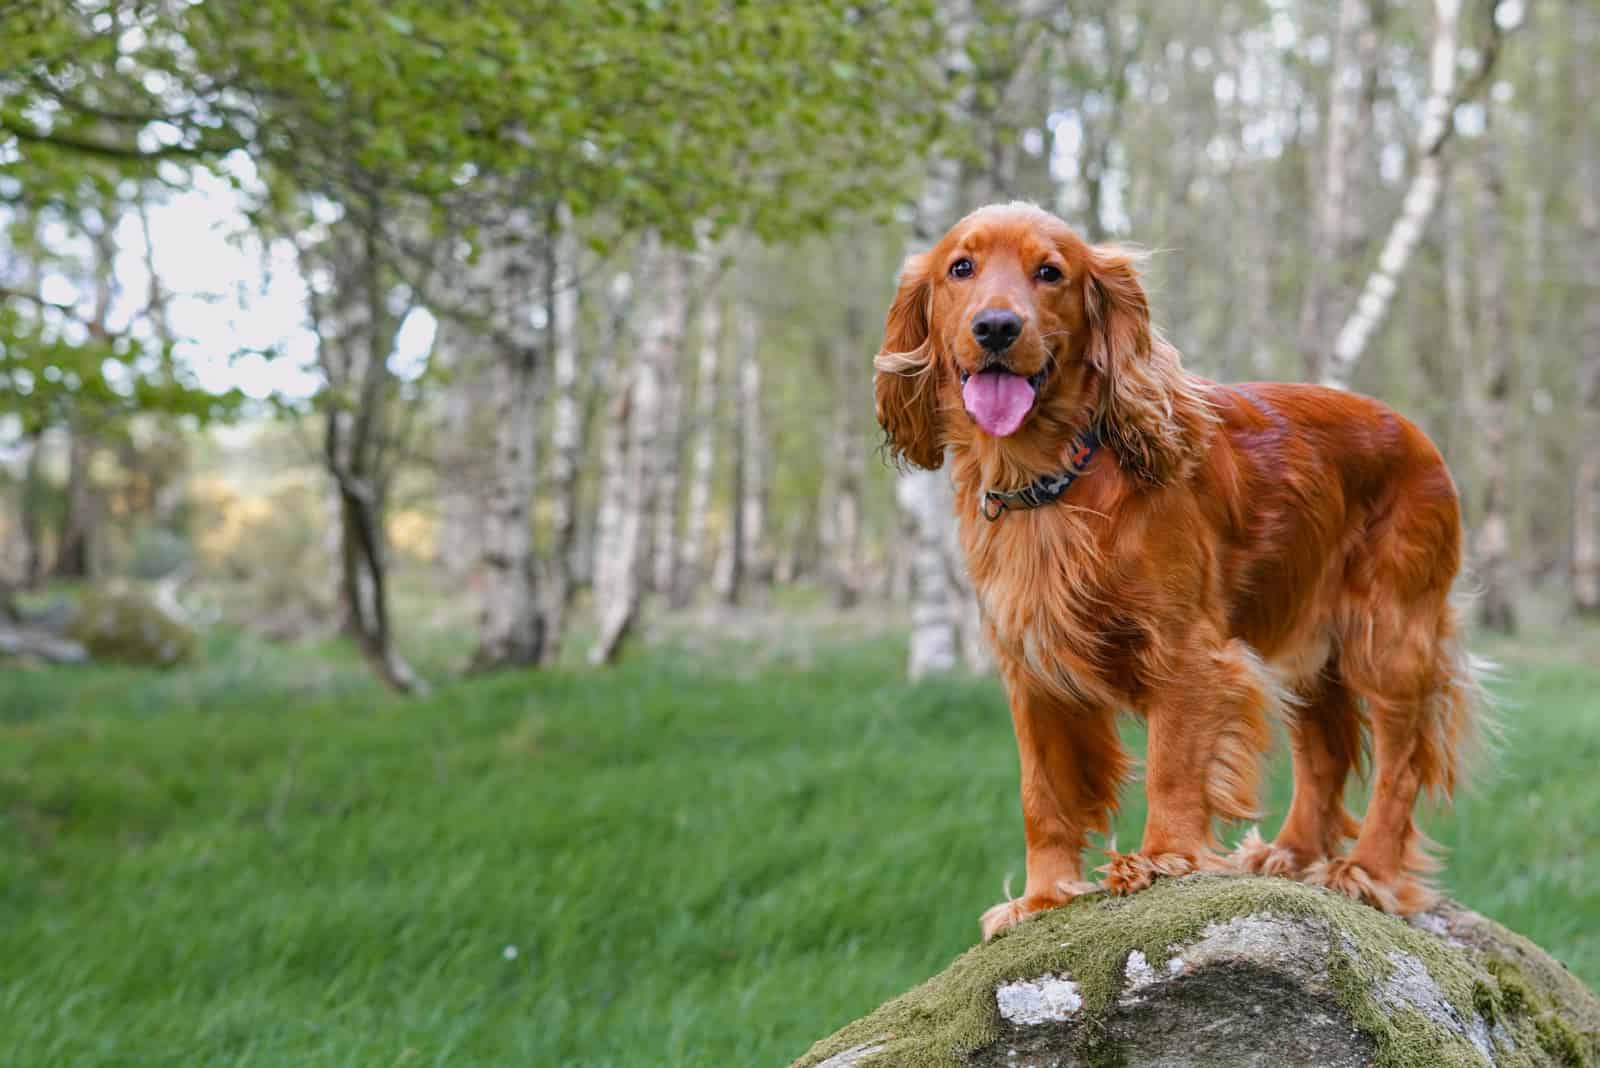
2, 611, 1597, 1066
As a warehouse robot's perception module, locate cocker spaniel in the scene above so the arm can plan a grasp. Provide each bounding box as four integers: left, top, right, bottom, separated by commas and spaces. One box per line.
874, 202, 1481, 939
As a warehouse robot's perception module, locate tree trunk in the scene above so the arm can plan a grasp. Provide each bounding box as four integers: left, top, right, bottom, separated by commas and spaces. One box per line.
1575, 46, 1600, 616
1299, 0, 1371, 382
1442, 169, 1473, 473
1469, 128, 1516, 633
433, 319, 491, 581
20, 430, 46, 589
1322, 0, 1507, 389
826, 333, 866, 610
468, 210, 548, 672
650, 265, 691, 599
721, 308, 766, 607
589, 243, 687, 664
588, 376, 635, 657
897, 466, 960, 680
676, 280, 723, 609
544, 209, 584, 654
737, 312, 768, 590
470, 341, 545, 669
54, 411, 96, 580
304, 203, 426, 695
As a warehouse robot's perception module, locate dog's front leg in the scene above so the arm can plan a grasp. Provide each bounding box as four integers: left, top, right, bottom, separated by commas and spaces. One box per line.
981, 663, 1126, 940
1102, 638, 1275, 895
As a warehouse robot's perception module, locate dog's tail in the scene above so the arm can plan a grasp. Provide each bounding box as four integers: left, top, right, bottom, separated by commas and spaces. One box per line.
1417, 602, 1499, 798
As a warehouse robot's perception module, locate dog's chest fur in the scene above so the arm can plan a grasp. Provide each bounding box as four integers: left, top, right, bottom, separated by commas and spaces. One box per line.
959, 501, 1145, 707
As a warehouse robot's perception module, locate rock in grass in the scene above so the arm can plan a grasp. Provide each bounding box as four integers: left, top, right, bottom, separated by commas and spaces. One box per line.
65, 582, 196, 668
790, 875, 1600, 1068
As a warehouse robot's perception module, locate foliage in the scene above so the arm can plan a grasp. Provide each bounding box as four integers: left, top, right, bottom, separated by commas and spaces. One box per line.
0, 616, 1597, 1065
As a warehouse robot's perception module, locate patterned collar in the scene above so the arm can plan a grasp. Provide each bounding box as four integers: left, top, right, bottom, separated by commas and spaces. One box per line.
979, 427, 1101, 521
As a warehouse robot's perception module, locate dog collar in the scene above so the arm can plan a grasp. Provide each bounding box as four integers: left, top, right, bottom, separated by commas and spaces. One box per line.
980, 427, 1100, 521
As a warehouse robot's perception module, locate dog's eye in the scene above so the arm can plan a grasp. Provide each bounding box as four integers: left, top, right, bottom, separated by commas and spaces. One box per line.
949, 257, 974, 279
1035, 264, 1063, 283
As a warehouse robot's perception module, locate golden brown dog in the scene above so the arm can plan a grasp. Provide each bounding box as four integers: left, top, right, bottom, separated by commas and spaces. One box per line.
874, 202, 1482, 939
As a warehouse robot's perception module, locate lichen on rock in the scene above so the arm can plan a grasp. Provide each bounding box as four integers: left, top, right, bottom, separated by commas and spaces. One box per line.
789, 875, 1600, 1068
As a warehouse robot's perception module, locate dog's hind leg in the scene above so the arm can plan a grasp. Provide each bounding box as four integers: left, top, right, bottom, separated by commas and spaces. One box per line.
1231, 665, 1364, 877
1306, 600, 1475, 913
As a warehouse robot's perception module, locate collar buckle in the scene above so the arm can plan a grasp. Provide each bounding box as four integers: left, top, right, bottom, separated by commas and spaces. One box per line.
977, 427, 1100, 523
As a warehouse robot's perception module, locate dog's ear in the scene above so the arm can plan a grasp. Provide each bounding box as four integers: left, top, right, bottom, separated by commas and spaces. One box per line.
873, 251, 945, 470
1084, 245, 1207, 482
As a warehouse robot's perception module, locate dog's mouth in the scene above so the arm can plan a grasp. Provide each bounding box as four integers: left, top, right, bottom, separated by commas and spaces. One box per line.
960, 364, 1049, 437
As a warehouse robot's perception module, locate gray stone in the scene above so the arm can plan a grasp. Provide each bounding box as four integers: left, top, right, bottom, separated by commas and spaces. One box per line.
788, 875, 1600, 1068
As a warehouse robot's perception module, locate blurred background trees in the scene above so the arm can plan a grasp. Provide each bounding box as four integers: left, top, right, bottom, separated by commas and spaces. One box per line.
2, 0, 1595, 687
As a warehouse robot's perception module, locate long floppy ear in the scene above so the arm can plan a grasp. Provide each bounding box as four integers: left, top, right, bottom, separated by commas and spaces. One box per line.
873, 251, 945, 470
1084, 245, 1211, 482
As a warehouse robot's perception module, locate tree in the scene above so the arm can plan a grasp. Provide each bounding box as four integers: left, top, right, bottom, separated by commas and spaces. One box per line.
675, 261, 725, 609
1573, 4, 1600, 617
1321, 0, 1512, 390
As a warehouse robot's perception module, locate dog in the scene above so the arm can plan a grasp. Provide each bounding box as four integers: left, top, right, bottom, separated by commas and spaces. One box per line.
873, 202, 1482, 939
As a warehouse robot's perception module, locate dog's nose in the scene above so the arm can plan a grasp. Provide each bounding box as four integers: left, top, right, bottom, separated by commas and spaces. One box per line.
972, 309, 1023, 353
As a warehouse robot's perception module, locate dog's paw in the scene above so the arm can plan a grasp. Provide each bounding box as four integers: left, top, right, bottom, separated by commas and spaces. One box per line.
979, 880, 1099, 941
1098, 850, 1198, 895
1303, 856, 1437, 915
1226, 826, 1305, 877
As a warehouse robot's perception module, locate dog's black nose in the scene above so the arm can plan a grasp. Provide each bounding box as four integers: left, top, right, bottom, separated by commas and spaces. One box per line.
972, 309, 1023, 353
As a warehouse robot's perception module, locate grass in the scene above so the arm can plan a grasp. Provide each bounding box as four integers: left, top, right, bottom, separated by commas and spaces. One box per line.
1, 609, 1597, 1067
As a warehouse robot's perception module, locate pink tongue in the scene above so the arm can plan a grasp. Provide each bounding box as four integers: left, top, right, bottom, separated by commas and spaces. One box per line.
962, 370, 1036, 436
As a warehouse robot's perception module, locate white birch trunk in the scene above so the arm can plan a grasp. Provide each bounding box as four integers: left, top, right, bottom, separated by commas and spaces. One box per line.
472, 347, 544, 667
736, 312, 768, 586
589, 243, 688, 664
1323, 0, 1473, 389
828, 349, 865, 610
1574, 62, 1600, 616
469, 211, 547, 670
545, 212, 583, 653
649, 263, 691, 598
1299, 0, 1369, 381
434, 319, 492, 580
1443, 169, 1473, 471
898, 467, 961, 680
676, 284, 723, 607
588, 375, 635, 660
894, 150, 965, 677
1469, 133, 1516, 632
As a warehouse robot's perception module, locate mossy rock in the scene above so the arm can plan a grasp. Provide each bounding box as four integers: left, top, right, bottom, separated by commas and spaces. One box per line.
65, 583, 196, 668
791, 875, 1600, 1068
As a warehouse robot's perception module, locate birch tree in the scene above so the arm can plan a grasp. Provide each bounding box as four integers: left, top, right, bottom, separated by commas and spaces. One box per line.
1468, 127, 1516, 632
589, 246, 689, 664
822, 308, 867, 609
650, 267, 692, 599
543, 212, 584, 655
676, 275, 724, 608
467, 211, 549, 671
1321, 0, 1511, 390
300, 207, 427, 695
1299, 0, 1374, 382
1573, 9, 1600, 616
736, 312, 768, 592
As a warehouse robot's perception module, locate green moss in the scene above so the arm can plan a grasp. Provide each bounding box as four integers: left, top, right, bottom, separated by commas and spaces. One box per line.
790, 875, 1600, 1068
1489, 955, 1533, 1015
65, 584, 195, 667
1534, 1014, 1588, 1067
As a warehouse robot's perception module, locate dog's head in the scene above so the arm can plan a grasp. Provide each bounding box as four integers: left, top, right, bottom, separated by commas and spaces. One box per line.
874, 202, 1200, 481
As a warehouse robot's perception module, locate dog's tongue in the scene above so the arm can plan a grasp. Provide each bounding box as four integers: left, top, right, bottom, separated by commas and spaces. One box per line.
962, 369, 1036, 437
